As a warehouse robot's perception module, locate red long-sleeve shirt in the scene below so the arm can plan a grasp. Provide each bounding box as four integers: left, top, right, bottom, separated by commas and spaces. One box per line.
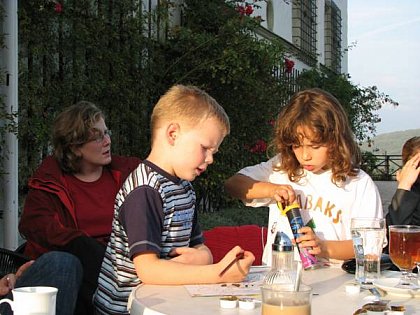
19, 155, 140, 259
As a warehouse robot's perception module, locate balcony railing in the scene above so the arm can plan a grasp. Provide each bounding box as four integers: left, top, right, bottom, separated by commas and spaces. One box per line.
362, 154, 402, 181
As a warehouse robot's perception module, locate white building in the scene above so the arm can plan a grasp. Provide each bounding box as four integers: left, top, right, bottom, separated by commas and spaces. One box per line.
148, 0, 348, 75
252, 0, 348, 74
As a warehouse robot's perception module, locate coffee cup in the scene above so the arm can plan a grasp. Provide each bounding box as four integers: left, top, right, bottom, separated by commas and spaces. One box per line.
0, 286, 57, 315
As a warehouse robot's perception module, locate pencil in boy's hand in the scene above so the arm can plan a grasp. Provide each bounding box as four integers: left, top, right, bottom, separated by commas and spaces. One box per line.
218, 251, 245, 277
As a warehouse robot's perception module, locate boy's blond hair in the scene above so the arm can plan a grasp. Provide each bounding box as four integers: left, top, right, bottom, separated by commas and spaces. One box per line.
150, 85, 230, 144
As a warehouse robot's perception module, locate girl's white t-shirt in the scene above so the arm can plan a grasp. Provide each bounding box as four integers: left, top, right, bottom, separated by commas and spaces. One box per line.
238, 156, 383, 265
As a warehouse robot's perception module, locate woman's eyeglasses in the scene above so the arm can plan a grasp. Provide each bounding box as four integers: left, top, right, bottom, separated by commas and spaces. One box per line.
89, 129, 112, 143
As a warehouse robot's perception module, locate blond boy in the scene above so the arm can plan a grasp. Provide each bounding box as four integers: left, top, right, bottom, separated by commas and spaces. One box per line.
94, 85, 254, 314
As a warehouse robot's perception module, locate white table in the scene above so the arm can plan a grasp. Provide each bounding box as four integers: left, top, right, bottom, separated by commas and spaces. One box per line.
129, 267, 420, 315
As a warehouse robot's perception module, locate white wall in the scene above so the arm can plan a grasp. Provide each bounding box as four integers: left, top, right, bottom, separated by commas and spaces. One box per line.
252, 0, 348, 74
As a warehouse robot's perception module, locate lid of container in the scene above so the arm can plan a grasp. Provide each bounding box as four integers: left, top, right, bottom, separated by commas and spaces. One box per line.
272, 231, 293, 251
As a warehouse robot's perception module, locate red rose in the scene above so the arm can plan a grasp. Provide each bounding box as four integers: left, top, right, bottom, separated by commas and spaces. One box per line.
284, 58, 295, 73
235, 5, 246, 15
249, 139, 267, 153
55, 3, 63, 13
245, 5, 254, 16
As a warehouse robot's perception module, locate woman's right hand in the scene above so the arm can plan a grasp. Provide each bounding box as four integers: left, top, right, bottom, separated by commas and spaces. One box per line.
217, 246, 255, 283
0, 273, 13, 296
0, 260, 34, 295
397, 152, 420, 190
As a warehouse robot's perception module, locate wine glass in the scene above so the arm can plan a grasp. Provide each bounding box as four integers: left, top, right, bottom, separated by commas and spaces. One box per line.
416, 261, 420, 283
388, 225, 420, 287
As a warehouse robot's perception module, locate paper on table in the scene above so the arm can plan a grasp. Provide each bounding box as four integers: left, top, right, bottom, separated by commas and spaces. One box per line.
184, 266, 269, 297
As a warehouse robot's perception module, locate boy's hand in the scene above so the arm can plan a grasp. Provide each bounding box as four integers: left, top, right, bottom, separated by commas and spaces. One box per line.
169, 245, 212, 265
217, 246, 254, 283
295, 226, 321, 256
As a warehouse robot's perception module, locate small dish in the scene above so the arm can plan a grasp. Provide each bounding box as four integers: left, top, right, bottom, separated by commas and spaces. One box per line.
219, 296, 238, 308
374, 278, 420, 298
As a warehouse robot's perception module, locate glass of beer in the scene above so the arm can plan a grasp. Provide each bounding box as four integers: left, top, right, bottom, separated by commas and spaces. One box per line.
261, 284, 312, 315
388, 225, 420, 286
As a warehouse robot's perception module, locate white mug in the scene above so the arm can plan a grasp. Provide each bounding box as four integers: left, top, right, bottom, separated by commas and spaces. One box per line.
0, 286, 57, 315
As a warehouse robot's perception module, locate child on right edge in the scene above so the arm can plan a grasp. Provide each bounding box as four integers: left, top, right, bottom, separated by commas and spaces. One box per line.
94, 85, 254, 315
225, 88, 384, 266
386, 136, 420, 226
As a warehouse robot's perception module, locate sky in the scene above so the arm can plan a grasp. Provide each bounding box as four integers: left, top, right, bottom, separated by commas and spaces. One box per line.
347, 0, 420, 135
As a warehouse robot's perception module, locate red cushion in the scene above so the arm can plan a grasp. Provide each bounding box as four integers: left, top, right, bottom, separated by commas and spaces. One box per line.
203, 225, 267, 266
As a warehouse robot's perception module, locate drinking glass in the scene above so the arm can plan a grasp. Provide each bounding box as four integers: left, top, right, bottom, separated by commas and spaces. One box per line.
350, 217, 386, 284
388, 225, 420, 287
261, 284, 311, 315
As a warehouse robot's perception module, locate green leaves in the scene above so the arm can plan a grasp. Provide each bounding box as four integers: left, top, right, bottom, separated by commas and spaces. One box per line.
2, 0, 393, 211
8, 0, 288, 205
297, 68, 398, 144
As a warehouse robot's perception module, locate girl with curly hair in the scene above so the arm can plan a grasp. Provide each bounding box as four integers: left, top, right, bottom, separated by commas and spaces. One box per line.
225, 88, 383, 265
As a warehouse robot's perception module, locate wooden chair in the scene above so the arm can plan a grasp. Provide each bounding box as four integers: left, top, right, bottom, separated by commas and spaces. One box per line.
15, 242, 27, 255
0, 247, 31, 278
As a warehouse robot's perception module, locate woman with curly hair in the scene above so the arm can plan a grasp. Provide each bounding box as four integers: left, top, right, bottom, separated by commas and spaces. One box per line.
225, 88, 383, 265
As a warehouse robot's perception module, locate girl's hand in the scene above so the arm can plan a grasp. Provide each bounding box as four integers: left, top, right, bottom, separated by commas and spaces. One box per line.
169, 245, 212, 265
217, 246, 255, 283
272, 184, 296, 205
397, 152, 420, 190
295, 226, 322, 256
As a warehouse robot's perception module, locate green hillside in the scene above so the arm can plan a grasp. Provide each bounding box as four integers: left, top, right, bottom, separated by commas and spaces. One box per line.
360, 128, 420, 155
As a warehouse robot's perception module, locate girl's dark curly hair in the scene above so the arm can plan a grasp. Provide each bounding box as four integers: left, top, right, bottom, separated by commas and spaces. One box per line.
272, 88, 361, 185
52, 101, 104, 173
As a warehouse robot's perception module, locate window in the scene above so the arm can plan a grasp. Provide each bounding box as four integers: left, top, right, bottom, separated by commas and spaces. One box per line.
292, 0, 317, 56
324, 0, 342, 73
